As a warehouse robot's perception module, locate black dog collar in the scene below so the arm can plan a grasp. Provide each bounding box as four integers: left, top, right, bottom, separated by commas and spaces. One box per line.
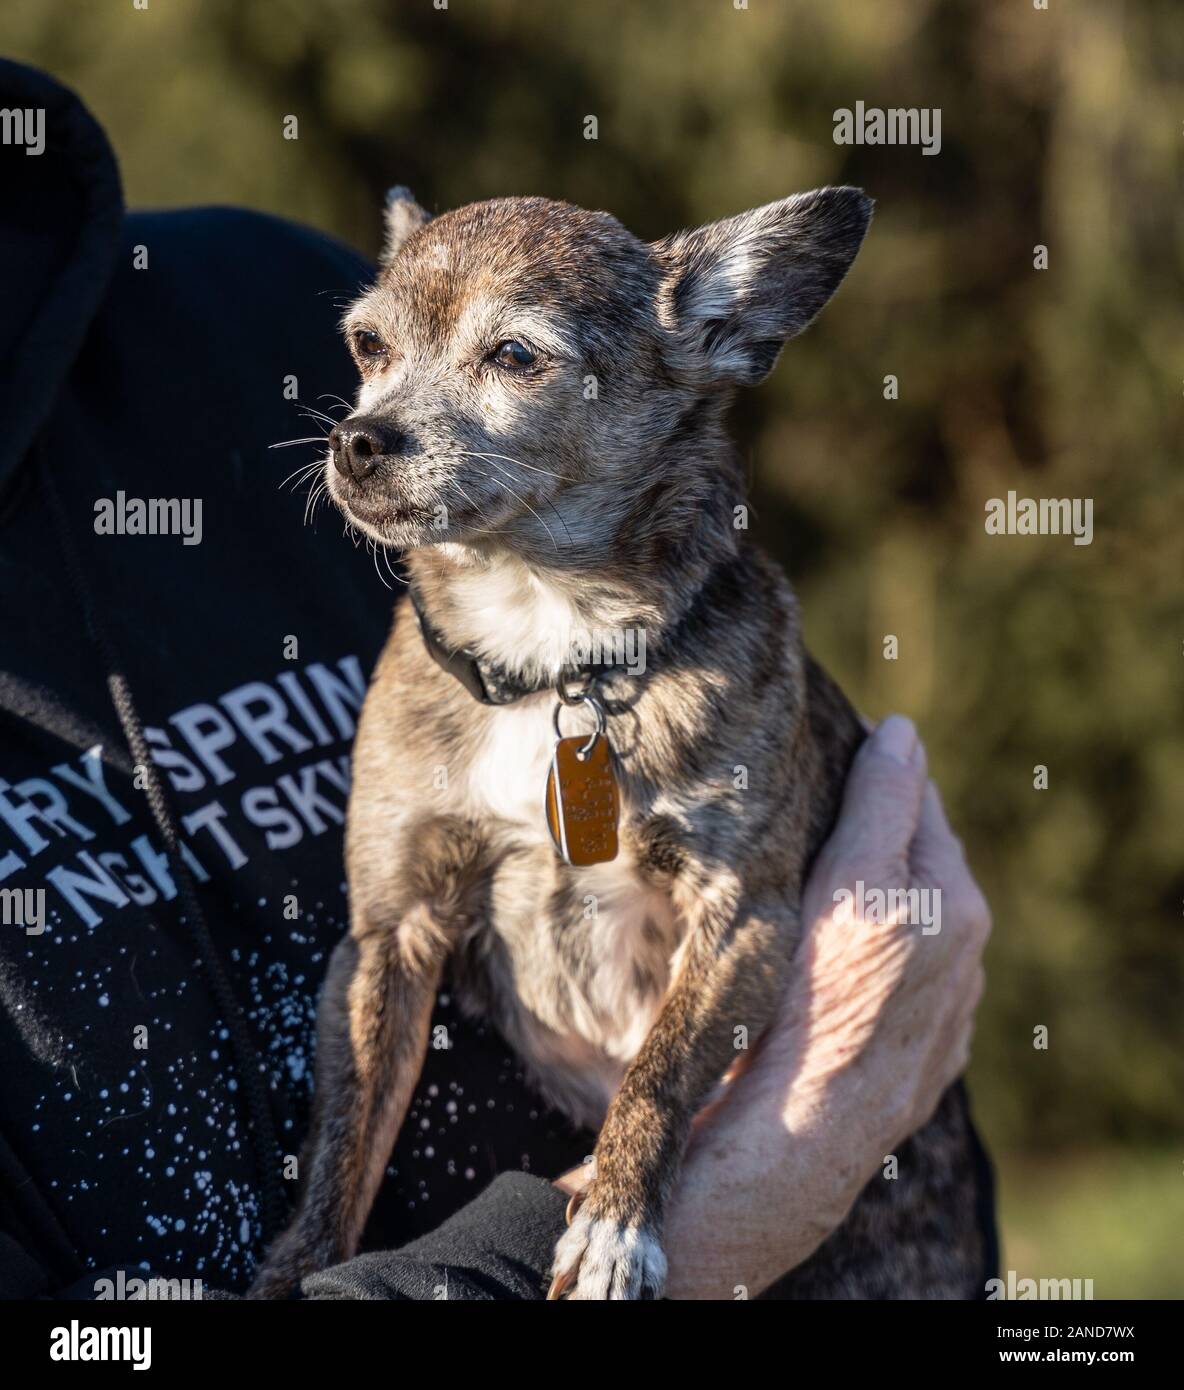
409, 587, 597, 706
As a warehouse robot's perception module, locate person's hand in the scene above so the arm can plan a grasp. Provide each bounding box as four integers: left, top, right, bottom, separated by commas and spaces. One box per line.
556, 714, 991, 1299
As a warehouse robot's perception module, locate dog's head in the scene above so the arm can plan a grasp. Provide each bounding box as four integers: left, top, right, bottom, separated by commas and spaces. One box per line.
328, 186, 871, 562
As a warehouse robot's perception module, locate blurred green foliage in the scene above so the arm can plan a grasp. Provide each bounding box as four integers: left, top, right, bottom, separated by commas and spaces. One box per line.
5, 0, 1181, 1292
1000, 1148, 1184, 1299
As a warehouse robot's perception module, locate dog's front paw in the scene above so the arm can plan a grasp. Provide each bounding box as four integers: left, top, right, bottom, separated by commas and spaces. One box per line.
548, 1202, 667, 1301
245, 1261, 303, 1301
247, 1231, 329, 1300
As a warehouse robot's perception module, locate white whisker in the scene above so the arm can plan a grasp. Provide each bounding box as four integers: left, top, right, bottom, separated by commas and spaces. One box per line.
464, 456, 572, 548
446, 479, 512, 539
366, 536, 393, 590
459, 449, 565, 481
280, 458, 328, 491
303, 475, 332, 527
269, 435, 328, 449
486, 475, 559, 550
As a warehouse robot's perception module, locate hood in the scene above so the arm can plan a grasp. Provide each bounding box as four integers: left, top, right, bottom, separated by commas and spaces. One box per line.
0, 59, 124, 493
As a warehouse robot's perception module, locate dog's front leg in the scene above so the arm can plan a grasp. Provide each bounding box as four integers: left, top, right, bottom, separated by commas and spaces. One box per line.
550, 884, 794, 1300
248, 904, 448, 1297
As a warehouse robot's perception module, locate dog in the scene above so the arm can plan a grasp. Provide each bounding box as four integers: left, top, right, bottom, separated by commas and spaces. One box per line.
250, 186, 990, 1299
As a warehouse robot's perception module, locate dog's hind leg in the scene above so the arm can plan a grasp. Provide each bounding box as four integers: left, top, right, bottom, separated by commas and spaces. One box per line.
248, 904, 448, 1298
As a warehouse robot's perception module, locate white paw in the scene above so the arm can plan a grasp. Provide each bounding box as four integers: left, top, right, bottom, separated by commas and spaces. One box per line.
550, 1211, 667, 1300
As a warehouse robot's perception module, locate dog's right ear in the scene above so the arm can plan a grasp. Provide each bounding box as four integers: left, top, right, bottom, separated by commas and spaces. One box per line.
381, 186, 431, 266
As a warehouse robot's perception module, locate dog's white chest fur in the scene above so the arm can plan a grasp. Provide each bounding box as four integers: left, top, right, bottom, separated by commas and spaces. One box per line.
460, 698, 680, 1125
463, 698, 556, 826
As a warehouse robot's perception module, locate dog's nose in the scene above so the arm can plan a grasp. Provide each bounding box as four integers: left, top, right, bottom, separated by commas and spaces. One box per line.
330, 418, 404, 481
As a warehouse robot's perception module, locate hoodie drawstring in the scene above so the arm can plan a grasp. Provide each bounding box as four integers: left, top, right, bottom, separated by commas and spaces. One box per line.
38, 443, 289, 1249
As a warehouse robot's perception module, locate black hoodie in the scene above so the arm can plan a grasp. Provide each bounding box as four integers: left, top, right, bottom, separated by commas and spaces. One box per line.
0, 60, 587, 1299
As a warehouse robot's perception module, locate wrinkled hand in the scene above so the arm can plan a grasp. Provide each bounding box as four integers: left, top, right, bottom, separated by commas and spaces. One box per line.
785, 713, 990, 1146
556, 714, 991, 1299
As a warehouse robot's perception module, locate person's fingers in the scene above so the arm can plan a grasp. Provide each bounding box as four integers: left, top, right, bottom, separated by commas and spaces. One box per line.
909, 780, 964, 871
909, 783, 993, 959
834, 715, 928, 863
914, 781, 950, 849
920, 957, 985, 1107
944, 1000, 977, 1083
950, 963, 986, 1047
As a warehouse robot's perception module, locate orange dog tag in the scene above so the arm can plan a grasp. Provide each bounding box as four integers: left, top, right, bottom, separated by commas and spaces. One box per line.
545, 734, 620, 867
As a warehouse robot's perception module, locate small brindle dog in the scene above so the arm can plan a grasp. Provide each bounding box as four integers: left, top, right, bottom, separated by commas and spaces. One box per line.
251, 186, 992, 1299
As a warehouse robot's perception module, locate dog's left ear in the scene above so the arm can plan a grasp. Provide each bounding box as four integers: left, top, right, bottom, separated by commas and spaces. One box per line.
655, 186, 872, 387
381, 185, 431, 266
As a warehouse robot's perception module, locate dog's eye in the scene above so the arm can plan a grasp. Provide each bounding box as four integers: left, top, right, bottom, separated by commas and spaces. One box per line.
353, 330, 387, 360
491, 339, 536, 370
